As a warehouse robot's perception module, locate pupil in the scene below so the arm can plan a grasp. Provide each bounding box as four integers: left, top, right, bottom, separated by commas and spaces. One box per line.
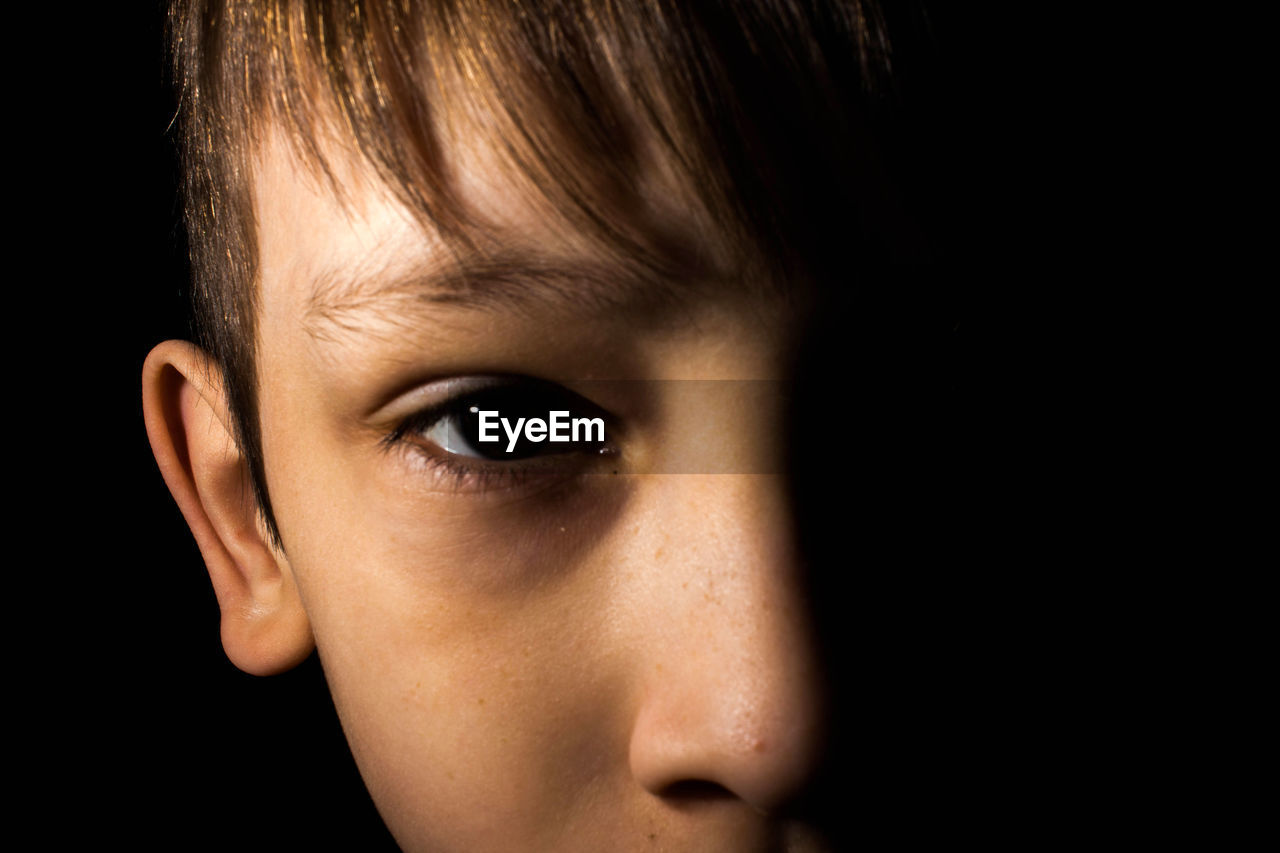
448, 383, 605, 460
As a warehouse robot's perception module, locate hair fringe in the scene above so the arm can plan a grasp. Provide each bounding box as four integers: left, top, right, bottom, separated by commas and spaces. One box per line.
168, 0, 898, 545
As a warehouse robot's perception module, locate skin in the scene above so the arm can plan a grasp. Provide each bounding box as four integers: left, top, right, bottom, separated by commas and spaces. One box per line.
144, 123, 830, 851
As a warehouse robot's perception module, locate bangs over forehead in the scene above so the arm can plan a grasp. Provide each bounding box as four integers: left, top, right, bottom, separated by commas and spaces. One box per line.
170, 0, 895, 539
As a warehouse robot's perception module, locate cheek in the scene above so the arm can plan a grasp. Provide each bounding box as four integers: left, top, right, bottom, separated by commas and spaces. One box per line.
262, 431, 638, 846
304, 516, 636, 850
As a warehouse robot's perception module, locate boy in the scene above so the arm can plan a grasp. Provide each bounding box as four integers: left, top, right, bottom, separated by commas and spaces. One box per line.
143, 1, 947, 848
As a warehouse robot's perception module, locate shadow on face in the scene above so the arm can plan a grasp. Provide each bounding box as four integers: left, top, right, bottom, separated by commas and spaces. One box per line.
137, 3, 1013, 848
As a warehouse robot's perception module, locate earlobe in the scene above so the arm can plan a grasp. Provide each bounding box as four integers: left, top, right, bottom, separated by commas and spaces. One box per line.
142, 340, 314, 676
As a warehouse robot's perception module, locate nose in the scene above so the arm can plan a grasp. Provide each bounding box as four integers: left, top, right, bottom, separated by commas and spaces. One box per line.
625, 474, 825, 815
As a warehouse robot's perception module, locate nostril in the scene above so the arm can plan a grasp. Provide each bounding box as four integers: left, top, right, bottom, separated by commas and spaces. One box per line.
658, 779, 737, 803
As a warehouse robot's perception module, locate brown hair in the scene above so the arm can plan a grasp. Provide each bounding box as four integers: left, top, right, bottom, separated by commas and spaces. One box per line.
168, 0, 899, 544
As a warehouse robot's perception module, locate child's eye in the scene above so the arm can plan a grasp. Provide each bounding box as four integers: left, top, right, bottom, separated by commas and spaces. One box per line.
384, 378, 618, 491
418, 381, 611, 461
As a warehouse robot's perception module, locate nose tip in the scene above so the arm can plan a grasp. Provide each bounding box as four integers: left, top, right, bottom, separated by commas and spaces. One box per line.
628, 660, 825, 814
625, 476, 825, 816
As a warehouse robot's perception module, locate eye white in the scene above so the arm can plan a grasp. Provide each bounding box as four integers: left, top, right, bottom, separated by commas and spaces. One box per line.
422, 408, 488, 459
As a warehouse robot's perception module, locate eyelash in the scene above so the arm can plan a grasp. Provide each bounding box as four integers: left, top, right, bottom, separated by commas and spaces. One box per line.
380, 381, 617, 494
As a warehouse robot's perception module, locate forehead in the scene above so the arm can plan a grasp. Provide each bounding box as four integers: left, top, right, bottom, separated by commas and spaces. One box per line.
250, 116, 748, 339
252, 129, 421, 306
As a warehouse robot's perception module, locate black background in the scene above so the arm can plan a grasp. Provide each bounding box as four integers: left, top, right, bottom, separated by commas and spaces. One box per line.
35, 2, 1072, 848
38, 2, 397, 847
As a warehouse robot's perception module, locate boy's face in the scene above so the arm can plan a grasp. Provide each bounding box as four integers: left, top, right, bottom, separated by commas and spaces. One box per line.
242, 126, 828, 850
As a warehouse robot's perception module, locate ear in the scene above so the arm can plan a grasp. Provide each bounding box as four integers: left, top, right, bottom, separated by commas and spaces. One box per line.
142, 340, 314, 675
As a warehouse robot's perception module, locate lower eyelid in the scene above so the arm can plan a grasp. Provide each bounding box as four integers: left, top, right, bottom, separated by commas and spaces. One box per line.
397, 441, 535, 492
395, 432, 613, 496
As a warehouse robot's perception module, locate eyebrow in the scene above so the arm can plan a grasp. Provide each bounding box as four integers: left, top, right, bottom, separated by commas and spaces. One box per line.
302, 247, 714, 343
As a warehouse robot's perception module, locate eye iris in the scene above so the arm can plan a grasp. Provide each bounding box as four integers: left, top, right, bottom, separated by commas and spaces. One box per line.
432, 382, 608, 461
